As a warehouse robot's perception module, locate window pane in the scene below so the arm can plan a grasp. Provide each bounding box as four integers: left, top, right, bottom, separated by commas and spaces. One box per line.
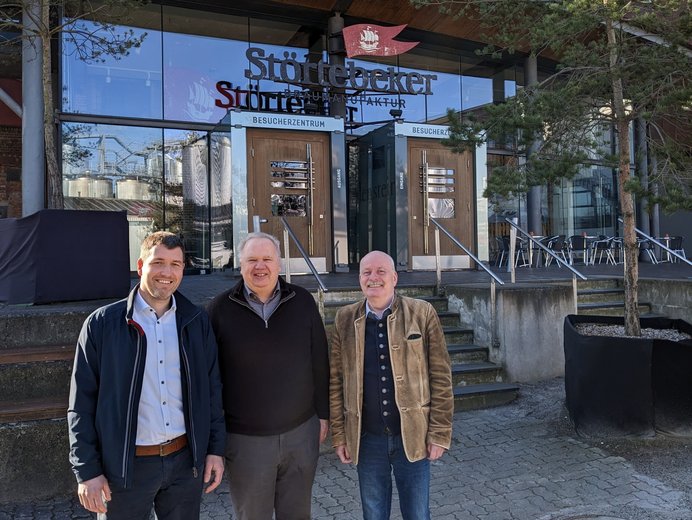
62, 11, 163, 118
62, 123, 163, 270
163, 129, 210, 269
210, 133, 233, 269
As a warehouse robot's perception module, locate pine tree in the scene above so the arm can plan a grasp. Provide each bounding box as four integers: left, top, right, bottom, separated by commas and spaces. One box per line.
412, 0, 691, 335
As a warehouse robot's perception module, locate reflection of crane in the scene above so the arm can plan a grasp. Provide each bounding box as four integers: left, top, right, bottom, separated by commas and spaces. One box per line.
72, 134, 150, 176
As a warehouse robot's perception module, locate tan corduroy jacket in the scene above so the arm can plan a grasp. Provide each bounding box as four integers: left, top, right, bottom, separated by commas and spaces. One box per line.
329, 294, 453, 464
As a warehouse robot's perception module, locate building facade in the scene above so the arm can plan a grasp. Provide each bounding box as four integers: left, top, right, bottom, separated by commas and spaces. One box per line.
2, 0, 680, 272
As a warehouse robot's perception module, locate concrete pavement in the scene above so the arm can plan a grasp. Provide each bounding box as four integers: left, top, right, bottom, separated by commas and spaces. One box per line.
2, 378, 691, 519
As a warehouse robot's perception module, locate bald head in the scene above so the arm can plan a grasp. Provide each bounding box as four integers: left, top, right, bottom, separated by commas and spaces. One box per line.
359, 251, 398, 313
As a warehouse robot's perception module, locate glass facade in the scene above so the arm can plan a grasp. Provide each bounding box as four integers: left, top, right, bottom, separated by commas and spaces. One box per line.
59, 2, 614, 270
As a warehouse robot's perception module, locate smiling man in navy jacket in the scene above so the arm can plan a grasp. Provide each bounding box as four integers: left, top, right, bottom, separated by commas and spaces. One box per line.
68, 231, 225, 519
207, 231, 329, 520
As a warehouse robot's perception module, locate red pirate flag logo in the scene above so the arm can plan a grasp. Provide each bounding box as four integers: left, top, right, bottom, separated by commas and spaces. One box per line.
342, 24, 419, 58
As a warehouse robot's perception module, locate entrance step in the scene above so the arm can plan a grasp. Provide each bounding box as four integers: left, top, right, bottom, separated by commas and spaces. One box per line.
578, 301, 653, 316
577, 278, 653, 317
453, 383, 520, 412
436, 311, 462, 327
452, 362, 503, 386
447, 344, 489, 364
443, 326, 475, 345
0, 345, 74, 413
577, 287, 624, 303
0, 397, 67, 424
0, 416, 73, 502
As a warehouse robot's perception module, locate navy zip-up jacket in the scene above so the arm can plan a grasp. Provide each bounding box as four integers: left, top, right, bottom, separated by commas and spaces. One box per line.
67, 284, 225, 488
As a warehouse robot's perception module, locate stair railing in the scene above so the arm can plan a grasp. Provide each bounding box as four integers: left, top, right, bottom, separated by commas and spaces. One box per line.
429, 217, 504, 351
504, 218, 587, 314
618, 218, 692, 267
279, 216, 329, 319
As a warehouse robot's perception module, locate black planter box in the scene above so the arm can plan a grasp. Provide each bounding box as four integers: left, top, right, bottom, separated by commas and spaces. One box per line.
564, 314, 692, 437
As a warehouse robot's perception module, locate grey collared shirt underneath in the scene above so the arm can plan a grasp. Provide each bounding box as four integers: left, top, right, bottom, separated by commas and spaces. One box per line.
244, 283, 281, 322
365, 297, 394, 320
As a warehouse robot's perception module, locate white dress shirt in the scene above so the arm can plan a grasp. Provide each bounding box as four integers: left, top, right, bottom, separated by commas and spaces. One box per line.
132, 291, 186, 445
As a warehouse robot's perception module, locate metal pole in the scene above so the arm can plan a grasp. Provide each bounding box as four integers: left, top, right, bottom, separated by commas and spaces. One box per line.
509, 217, 517, 283
317, 287, 325, 321
490, 279, 497, 349
252, 215, 266, 233
434, 227, 442, 295
22, 0, 45, 215
283, 228, 291, 283
572, 275, 578, 315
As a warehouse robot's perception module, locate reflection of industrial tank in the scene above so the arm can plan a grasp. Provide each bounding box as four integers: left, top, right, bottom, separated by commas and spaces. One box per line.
67, 177, 90, 198
66, 176, 114, 198
117, 178, 151, 200
91, 179, 113, 198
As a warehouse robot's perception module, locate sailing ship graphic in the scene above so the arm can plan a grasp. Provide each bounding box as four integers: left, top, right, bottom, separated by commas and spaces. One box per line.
359, 26, 380, 53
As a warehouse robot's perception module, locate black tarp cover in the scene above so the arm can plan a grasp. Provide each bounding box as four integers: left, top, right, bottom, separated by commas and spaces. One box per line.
0, 209, 130, 304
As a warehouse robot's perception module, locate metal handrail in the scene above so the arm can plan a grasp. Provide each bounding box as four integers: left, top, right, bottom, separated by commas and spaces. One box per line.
504, 219, 588, 280
617, 218, 692, 267
279, 216, 328, 318
279, 217, 328, 291
504, 218, 586, 315
430, 217, 504, 286
429, 216, 503, 352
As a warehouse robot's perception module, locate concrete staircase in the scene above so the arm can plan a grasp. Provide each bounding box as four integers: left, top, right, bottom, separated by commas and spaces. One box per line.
577, 279, 655, 316
319, 285, 519, 413
0, 309, 92, 503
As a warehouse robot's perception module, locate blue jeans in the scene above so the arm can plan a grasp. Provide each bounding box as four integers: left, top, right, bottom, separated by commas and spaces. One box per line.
356, 431, 430, 520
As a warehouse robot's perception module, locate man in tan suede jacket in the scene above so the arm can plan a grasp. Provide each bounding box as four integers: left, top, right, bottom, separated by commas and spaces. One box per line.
329, 250, 453, 520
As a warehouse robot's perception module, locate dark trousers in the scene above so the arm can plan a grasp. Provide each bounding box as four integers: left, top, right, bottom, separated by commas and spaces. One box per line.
97, 447, 203, 520
225, 415, 320, 520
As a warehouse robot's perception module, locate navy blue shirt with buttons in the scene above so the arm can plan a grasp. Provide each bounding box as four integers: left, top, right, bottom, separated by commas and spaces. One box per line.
362, 307, 401, 435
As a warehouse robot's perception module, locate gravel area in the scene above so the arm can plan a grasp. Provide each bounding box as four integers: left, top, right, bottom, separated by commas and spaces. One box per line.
576, 323, 692, 341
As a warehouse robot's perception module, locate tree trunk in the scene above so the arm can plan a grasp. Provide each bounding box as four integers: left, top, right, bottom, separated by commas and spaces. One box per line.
606, 16, 640, 336
41, 0, 63, 209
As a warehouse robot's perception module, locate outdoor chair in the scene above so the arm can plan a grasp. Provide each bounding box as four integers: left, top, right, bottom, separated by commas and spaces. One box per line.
668, 236, 686, 262
568, 235, 589, 265
495, 236, 508, 267
497, 236, 528, 267
489, 237, 500, 266
637, 238, 658, 264
591, 237, 616, 265
544, 235, 567, 267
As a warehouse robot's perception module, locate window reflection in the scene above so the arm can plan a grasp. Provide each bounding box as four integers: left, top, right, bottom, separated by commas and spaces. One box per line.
62, 18, 163, 118
61, 5, 501, 126
62, 123, 220, 270
210, 134, 233, 269
428, 199, 455, 218
163, 130, 209, 269
271, 194, 307, 217
62, 123, 163, 269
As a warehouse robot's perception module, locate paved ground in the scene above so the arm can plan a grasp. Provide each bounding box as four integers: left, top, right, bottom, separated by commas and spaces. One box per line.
2, 378, 691, 519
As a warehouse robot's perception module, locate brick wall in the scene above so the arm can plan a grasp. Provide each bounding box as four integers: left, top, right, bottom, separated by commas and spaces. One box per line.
0, 125, 22, 217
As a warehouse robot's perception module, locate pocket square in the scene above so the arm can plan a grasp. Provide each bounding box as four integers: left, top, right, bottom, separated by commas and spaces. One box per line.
407, 333, 422, 340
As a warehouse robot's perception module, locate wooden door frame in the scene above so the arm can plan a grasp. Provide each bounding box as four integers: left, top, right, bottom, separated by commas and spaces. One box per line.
247, 128, 332, 272
406, 137, 475, 269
